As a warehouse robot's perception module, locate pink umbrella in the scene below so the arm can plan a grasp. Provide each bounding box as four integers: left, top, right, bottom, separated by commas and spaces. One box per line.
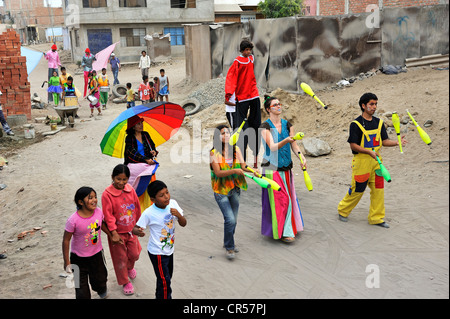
93, 42, 119, 72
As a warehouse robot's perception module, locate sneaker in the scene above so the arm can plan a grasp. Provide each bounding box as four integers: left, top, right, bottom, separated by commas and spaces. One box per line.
374, 222, 390, 228
6, 131, 14, 136
226, 250, 235, 260
223, 245, 239, 253
338, 214, 348, 222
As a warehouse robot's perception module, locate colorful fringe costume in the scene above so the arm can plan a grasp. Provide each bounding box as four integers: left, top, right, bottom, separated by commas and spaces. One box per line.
260, 119, 304, 239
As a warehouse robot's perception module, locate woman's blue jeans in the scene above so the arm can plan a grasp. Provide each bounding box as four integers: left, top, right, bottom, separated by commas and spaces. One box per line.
214, 187, 240, 250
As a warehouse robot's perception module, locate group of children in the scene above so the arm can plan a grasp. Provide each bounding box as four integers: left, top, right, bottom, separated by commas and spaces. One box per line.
47, 66, 78, 106
49, 56, 170, 119
63, 164, 186, 299
126, 69, 170, 109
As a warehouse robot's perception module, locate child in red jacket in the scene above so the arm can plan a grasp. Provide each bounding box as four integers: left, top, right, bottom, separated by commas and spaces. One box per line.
102, 164, 142, 296
225, 40, 261, 166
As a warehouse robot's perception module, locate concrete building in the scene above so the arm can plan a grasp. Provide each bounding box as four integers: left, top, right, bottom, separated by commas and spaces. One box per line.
0, 0, 64, 44
214, 0, 263, 23
64, 0, 214, 64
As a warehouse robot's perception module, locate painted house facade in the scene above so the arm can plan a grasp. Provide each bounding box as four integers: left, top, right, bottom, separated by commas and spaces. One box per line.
64, 0, 214, 63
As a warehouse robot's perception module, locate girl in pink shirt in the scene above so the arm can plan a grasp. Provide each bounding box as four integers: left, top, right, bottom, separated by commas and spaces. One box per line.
62, 187, 108, 299
102, 164, 142, 295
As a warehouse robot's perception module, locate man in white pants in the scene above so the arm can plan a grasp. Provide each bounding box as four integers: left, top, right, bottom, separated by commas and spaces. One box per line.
139, 51, 151, 78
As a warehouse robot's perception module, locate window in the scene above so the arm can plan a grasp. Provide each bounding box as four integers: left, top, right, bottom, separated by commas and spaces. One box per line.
170, 0, 196, 8
74, 29, 80, 47
119, 0, 146, 7
83, 0, 107, 8
163, 27, 185, 46
120, 28, 146, 47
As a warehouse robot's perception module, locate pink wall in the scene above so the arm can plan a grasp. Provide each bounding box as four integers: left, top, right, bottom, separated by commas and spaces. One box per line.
303, 0, 317, 16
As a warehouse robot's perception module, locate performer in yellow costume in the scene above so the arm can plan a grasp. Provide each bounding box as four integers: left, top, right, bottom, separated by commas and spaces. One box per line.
338, 93, 407, 228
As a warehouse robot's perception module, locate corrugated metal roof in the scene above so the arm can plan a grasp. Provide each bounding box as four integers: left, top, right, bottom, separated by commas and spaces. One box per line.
214, 3, 243, 13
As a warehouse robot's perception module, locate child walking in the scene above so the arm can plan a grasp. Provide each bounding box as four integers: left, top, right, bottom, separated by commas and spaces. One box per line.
126, 83, 135, 108
87, 71, 102, 117
62, 187, 108, 299
149, 81, 156, 102
153, 77, 160, 102
102, 164, 142, 295
158, 69, 169, 102
133, 180, 186, 299
47, 70, 62, 105
98, 68, 110, 110
139, 75, 151, 104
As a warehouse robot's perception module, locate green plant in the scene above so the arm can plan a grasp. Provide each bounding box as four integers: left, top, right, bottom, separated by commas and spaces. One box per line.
257, 0, 304, 19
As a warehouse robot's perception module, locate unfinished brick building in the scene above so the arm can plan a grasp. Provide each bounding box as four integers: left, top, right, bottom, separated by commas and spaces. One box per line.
0, 29, 31, 120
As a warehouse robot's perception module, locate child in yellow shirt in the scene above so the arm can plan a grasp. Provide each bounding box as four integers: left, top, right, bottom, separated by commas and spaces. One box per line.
126, 83, 135, 109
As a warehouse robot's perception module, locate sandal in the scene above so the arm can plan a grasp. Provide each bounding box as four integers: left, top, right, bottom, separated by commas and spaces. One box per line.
128, 268, 137, 280
281, 237, 295, 243
123, 282, 134, 295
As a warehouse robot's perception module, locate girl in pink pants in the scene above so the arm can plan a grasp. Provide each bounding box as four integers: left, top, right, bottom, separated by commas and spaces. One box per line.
102, 164, 142, 295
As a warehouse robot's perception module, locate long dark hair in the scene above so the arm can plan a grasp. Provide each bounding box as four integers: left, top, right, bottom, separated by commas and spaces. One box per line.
211, 124, 236, 160
74, 187, 96, 210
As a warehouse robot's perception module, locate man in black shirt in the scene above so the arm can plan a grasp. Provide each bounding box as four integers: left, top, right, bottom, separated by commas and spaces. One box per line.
337, 93, 407, 228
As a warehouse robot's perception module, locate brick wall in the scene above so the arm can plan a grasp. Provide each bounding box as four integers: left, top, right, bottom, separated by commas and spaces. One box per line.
0, 29, 31, 120
3, 0, 64, 27
318, 0, 443, 16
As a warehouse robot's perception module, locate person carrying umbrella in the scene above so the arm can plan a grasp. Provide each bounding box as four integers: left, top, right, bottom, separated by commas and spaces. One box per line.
124, 115, 159, 211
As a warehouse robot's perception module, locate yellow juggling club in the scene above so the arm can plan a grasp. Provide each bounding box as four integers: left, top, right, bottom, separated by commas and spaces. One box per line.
300, 82, 328, 109
298, 152, 313, 191
391, 112, 403, 153
292, 132, 305, 140
406, 109, 432, 145
245, 165, 281, 191
229, 118, 246, 146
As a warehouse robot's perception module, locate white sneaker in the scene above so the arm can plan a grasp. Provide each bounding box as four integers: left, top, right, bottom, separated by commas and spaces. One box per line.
226, 250, 235, 260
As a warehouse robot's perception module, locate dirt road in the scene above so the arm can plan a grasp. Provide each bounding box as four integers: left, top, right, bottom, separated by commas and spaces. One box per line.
0, 44, 448, 300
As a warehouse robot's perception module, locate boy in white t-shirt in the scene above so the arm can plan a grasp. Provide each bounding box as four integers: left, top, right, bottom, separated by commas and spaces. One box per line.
133, 180, 186, 299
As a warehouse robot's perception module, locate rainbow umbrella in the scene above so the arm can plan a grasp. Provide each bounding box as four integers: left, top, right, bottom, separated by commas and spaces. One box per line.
100, 101, 185, 158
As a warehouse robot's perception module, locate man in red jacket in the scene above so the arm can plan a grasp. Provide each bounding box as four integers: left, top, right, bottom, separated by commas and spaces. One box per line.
225, 40, 261, 167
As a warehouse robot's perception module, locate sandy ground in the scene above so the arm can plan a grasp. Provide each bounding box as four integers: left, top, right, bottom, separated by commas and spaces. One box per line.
0, 43, 448, 301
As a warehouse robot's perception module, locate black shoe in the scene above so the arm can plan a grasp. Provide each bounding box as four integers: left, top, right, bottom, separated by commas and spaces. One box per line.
0, 254, 7, 259
375, 222, 390, 228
